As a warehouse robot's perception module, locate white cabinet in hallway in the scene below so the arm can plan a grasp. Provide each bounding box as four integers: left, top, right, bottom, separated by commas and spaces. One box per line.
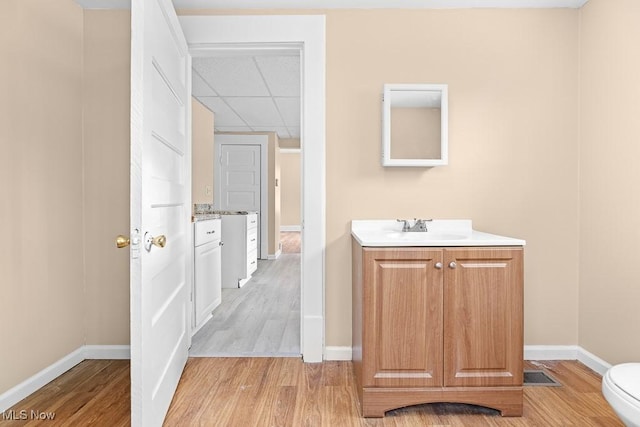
193, 218, 222, 334
221, 213, 259, 288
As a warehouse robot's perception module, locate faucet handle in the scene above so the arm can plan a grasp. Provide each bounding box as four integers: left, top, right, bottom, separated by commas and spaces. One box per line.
396, 219, 411, 231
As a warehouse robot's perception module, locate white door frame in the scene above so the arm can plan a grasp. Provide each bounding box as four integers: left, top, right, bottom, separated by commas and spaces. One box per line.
179, 15, 326, 362
214, 134, 269, 260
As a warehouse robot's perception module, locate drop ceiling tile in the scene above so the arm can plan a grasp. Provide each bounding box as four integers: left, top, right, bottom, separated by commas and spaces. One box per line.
192, 70, 217, 96
225, 97, 285, 127
274, 97, 300, 127
193, 57, 269, 97
255, 56, 300, 97
196, 96, 247, 126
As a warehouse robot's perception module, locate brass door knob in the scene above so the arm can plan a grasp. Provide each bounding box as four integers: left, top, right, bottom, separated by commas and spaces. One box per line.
144, 232, 167, 251
152, 235, 167, 248
116, 235, 130, 248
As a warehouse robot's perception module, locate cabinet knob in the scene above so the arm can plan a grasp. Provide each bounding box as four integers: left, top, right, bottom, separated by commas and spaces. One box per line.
449, 261, 457, 269
434, 262, 443, 269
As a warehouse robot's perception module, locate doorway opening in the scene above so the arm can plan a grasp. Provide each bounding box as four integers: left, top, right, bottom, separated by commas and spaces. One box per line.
189, 47, 303, 357
179, 14, 326, 362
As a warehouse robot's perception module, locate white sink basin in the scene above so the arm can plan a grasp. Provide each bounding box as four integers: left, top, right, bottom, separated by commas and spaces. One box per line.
384, 232, 468, 241
351, 219, 526, 247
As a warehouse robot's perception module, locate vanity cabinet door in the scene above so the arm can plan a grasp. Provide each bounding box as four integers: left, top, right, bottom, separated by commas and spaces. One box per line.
443, 248, 523, 387
362, 248, 444, 388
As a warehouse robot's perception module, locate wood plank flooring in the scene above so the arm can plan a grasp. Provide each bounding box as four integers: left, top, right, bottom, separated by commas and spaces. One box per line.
4, 359, 622, 426
189, 253, 301, 357
2, 360, 130, 427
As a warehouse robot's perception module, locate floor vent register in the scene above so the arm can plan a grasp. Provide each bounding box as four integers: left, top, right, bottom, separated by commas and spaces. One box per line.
523, 370, 562, 386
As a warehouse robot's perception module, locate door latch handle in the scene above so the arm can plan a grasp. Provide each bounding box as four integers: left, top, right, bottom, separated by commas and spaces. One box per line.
116, 235, 130, 248
144, 232, 167, 251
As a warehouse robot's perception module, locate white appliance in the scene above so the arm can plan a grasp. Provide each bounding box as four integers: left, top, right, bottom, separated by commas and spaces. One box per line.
220, 212, 259, 288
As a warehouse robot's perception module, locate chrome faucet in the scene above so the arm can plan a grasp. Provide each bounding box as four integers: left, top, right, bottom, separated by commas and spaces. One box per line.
397, 218, 432, 232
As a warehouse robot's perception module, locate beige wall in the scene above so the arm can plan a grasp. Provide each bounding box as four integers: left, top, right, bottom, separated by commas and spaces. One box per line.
182, 8, 582, 349
192, 98, 214, 208
279, 138, 301, 149
5, 3, 638, 399
267, 132, 281, 255
578, 0, 640, 364
0, 0, 85, 394
82, 10, 131, 345
324, 9, 580, 347
280, 151, 301, 227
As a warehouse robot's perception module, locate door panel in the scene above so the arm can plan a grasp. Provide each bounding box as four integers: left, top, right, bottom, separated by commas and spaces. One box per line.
131, 0, 190, 425
362, 248, 443, 388
443, 248, 523, 387
219, 144, 261, 212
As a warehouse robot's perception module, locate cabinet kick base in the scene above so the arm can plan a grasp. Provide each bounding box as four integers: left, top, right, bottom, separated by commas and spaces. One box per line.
360, 386, 523, 418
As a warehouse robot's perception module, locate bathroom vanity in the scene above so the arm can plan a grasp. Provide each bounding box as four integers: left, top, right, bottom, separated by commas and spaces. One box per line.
351, 220, 525, 418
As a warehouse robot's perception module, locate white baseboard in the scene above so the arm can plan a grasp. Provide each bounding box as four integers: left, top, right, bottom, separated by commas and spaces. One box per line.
524, 345, 611, 375
577, 347, 612, 376
324, 346, 352, 361
267, 249, 282, 260
321, 344, 613, 374
280, 225, 301, 232
0, 345, 131, 412
84, 345, 131, 360
524, 345, 580, 360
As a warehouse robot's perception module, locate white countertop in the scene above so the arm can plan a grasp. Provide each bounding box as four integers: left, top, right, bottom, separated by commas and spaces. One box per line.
351, 220, 526, 247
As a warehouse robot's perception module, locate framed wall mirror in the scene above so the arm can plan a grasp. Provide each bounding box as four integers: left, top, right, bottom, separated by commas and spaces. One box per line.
382, 84, 448, 167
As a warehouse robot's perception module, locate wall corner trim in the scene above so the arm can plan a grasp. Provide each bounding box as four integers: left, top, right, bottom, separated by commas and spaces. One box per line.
324, 346, 353, 361
0, 345, 131, 412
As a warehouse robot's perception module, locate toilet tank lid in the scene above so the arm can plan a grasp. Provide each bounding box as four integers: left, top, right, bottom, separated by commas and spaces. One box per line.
609, 363, 640, 400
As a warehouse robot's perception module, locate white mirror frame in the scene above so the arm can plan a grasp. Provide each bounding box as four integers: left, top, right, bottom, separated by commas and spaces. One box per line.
382, 83, 449, 167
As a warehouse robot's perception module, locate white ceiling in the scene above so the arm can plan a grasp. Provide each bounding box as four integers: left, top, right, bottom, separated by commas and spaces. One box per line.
192, 54, 301, 139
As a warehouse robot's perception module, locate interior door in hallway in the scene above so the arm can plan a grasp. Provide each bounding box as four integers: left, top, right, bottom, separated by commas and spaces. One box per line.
216, 142, 263, 257
130, 0, 191, 425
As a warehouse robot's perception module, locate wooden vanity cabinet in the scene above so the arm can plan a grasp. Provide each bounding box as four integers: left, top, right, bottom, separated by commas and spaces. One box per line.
352, 242, 524, 418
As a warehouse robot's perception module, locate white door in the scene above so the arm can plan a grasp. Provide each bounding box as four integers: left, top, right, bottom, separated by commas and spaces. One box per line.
218, 144, 261, 212
216, 143, 262, 257
130, 0, 191, 425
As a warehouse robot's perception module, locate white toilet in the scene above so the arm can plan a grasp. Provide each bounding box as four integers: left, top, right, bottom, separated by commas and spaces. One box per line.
602, 363, 640, 427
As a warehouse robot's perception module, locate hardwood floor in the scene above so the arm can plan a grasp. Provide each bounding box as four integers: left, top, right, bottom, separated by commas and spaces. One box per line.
2, 360, 130, 427
4, 359, 622, 426
280, 231, 300, 254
